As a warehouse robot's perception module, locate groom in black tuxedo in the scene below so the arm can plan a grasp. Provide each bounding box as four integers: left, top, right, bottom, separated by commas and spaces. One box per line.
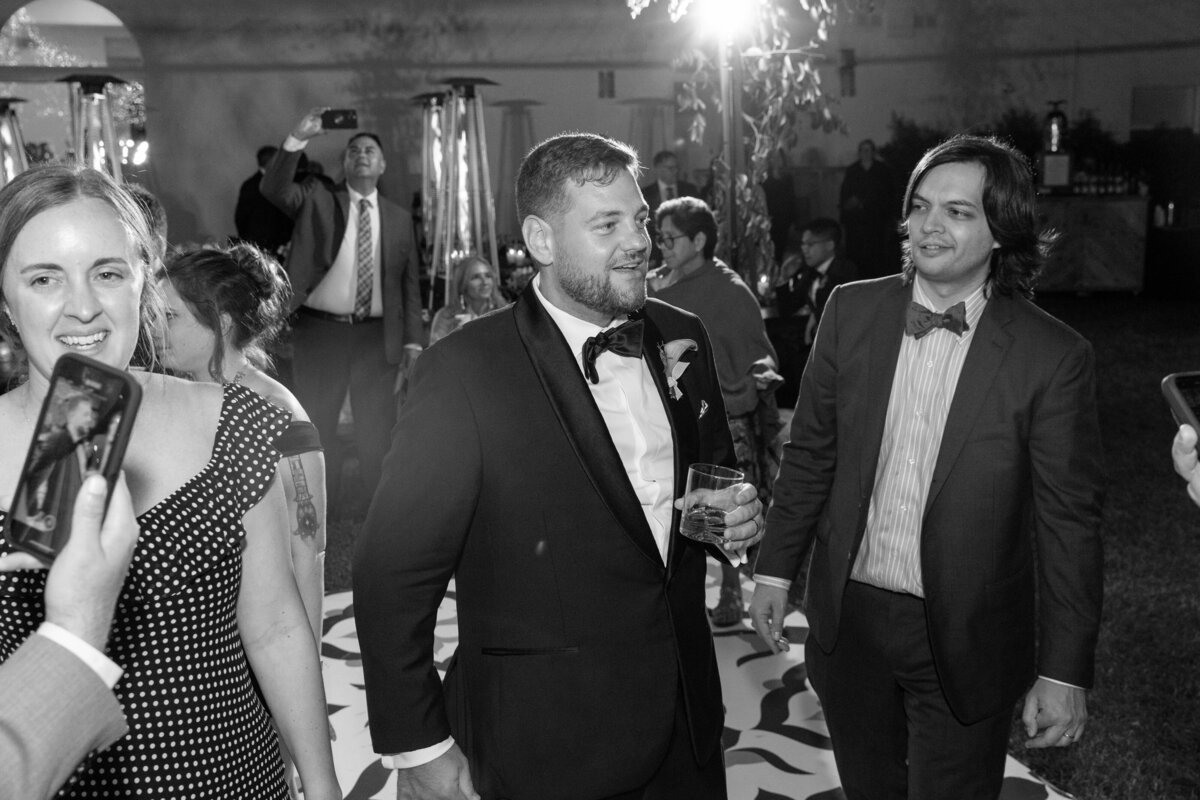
354, 132, 765, 800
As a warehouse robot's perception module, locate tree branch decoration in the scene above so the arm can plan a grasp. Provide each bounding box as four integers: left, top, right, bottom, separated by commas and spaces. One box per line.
627, 0, 843, 288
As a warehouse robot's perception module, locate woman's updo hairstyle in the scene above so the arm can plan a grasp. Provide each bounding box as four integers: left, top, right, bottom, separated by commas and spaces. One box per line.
161, 242, 293, 382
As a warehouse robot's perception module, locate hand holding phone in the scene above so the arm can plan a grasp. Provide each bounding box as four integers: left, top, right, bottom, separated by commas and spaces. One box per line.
4, 354, 141, 563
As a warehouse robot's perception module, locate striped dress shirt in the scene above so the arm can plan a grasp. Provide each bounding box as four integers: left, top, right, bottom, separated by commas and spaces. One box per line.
850, 279, 988, 597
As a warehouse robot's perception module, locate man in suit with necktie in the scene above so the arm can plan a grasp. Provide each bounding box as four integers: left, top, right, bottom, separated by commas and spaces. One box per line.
354, 132, 765, 800
749, 135, 1105, 799
641, 150, 700, 270
262, 109, 422, 509
0, 474, 140, 800
772, 217, 858, 408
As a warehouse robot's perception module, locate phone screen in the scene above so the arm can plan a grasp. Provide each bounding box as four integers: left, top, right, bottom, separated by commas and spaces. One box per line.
5, 355, 140, 562
321, 109, 358, 130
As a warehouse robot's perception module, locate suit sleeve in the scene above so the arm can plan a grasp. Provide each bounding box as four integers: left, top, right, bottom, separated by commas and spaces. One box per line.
258, 146, 307, 218
1029, 337, 1105, 688
755, 286, 844, 580
352, 343, 481, 753
401, 227, 423, 347
0, 636, 127, 800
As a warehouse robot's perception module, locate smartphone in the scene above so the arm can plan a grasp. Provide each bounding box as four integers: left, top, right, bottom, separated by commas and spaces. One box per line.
4, 354, 141, 563
320, 108, 358, 130
1162, 371, 1200, 430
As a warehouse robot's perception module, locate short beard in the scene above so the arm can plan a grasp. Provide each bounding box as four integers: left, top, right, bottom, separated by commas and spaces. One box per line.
557, 258, 645, 320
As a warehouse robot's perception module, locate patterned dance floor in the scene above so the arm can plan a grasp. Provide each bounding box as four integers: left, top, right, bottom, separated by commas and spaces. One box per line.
321, 562, 1070, 799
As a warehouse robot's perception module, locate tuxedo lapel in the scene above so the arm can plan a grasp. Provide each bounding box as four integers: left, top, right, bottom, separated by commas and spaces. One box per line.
640, 312, 699, 574
859, 280, 909, 497
925, 293, 1016, 513
513, 288, 662, 567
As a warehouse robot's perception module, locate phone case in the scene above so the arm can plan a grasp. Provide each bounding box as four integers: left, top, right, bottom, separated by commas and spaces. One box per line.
1162, 371, 1200, 430
4, 354, 142, 563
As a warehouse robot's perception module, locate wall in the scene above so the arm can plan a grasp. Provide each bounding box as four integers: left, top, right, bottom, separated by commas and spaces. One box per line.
1, 0, 1198, 241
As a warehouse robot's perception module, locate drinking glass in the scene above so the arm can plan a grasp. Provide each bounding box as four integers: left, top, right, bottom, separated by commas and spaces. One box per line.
678, 463, 745, 545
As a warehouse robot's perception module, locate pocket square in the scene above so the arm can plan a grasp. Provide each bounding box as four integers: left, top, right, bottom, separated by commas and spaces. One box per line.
699, 399, 709, 419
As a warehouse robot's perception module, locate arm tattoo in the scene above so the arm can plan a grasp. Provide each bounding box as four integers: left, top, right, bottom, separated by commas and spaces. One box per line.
288, 454, 319, 540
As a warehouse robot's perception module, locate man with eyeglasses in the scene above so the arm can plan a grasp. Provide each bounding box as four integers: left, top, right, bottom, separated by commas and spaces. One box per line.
771, 218, 857, 408
650, 196, 783, 631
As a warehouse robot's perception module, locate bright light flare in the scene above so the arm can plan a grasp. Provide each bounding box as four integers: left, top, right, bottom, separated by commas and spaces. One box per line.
693, 0, 758, 43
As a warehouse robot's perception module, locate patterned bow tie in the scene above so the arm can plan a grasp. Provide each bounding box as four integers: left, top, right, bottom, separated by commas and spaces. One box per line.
905, 301, 969, 339
582, 318, 644, 384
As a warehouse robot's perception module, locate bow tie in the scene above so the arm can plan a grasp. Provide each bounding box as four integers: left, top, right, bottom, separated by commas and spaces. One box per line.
582, 318, 644, 384
905, 301, 969, 339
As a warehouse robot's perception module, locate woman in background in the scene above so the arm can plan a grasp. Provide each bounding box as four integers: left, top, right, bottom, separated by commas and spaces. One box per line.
0, 165, 338, 799
429, 254, 507, 345
157, 243, 326, 651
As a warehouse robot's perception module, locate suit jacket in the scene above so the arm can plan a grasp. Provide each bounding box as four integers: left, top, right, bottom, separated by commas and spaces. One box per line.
641, 179, 701, 214
756, 276, 1105, 724
774, 254, 858, 323
0, 635, 127, 800
353, 287, 735, 798
233, 170, 294, 254
260, 147, 422, 364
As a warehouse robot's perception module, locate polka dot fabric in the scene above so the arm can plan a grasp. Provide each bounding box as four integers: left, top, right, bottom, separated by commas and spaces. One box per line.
0, 384, 292, 798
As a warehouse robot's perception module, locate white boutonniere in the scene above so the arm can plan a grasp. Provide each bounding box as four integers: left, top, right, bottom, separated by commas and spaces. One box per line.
659, 338, 698, 401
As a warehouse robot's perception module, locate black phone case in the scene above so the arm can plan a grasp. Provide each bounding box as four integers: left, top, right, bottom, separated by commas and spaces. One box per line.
321, 109, 358, 130
4, 354, 141, 563
1162, 371, 1200, 430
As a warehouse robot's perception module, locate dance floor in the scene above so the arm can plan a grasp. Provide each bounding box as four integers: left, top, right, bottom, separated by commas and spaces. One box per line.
321, 562, 1070, 800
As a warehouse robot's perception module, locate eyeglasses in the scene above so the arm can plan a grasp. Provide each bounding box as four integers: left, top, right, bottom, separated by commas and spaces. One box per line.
656, 232, 688, 248
800, 238, 833, 249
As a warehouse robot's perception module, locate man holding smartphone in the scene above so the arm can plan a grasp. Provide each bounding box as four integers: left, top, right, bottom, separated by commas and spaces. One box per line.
0, 473, 140, 800
1171, 424, 1200, 507
261, 108, 423, 512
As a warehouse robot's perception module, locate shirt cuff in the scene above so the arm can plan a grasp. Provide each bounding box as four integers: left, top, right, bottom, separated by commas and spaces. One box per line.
282, 135, 308, 152
753, 574, 793, 592
36, 622, 123, 689
380, 737, 455, 769
404, 343, 424, 352
1038, 674, 1085, 690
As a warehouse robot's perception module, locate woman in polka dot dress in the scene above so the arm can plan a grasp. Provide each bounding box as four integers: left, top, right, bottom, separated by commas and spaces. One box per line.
0, 166, 341, 799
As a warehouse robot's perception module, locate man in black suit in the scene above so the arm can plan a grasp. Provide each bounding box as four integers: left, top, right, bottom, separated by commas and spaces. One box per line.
261, 109, 422, 509
234, 145, 295, 257
354, 132, 765, 800
642, 150, 700, 269
750, 135, 1105, 799
771, 218, 858, 408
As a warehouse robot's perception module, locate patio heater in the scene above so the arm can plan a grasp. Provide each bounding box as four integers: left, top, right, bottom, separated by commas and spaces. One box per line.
59, 73, 126, 182
418, 77, 499, 309
0, 97, 29, 188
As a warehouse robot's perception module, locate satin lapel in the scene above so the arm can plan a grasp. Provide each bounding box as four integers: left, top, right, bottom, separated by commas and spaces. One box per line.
859, 280, 909, 497
925, 293, 1015, 513
513, 288, 662, 567
640, 313, 699, 574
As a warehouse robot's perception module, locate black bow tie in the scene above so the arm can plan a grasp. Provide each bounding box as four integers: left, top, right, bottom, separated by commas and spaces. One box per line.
905, 301, 969, 339
582, 318, 644, 384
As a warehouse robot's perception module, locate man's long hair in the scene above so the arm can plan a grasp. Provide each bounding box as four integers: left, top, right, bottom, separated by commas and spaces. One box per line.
900, 134, 1056, 298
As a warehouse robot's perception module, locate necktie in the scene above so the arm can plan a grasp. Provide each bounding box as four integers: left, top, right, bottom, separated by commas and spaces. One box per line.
663, 185, 675, 201
353, 198, 373, 320
582, 318, 644, 384
905, 300, 969, 339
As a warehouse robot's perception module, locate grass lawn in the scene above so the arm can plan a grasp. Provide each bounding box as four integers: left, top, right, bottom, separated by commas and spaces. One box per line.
325, 290, 1200, 800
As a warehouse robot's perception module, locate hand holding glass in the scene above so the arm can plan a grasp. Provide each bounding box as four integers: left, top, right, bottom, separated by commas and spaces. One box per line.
679, 464, 745, 545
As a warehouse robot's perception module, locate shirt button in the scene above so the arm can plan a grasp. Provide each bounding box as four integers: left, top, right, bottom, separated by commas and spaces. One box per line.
927, 361, 934, 367
900, 505, 908, 511
908, 458, 915, 465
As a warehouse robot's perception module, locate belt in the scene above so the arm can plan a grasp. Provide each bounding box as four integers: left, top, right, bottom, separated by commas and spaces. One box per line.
298, 306, 383, 324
